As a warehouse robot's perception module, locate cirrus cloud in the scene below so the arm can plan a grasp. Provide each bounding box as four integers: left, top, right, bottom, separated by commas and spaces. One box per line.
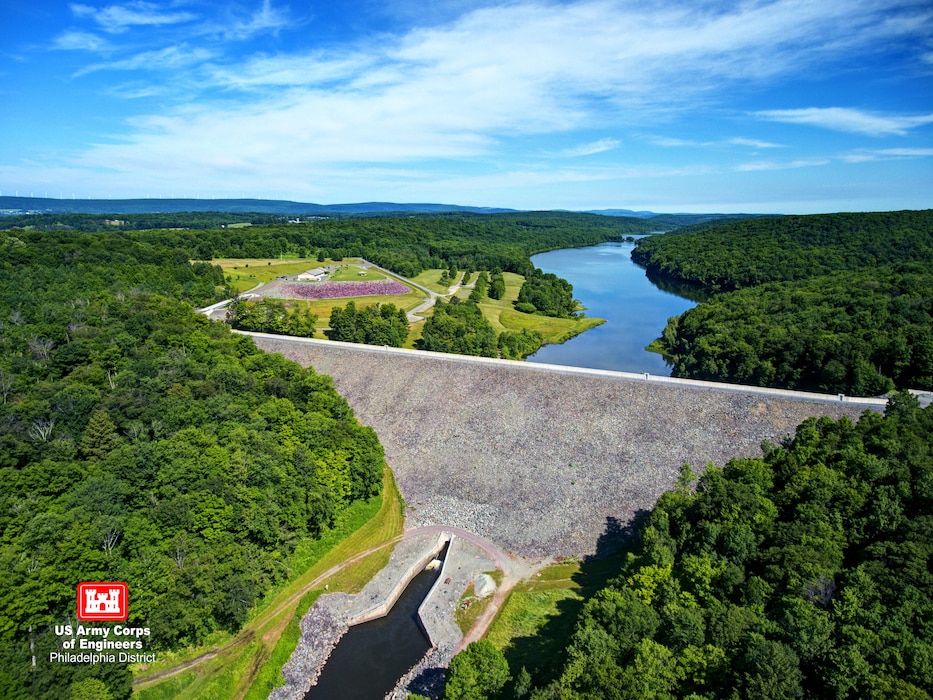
754, 107, 933, 136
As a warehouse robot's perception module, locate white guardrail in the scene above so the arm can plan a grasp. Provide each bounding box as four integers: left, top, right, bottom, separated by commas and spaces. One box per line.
234, 331, 893, 409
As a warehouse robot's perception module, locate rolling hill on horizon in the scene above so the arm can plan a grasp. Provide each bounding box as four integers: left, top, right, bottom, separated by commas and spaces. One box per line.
0, 196, 775, 230
0, 195, 517, 216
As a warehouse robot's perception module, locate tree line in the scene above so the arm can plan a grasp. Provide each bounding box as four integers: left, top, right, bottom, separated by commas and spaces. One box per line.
328, 301, 409, 347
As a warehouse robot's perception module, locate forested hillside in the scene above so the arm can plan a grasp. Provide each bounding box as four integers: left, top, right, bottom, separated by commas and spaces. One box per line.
0, 230, 384, 698
633, 210, 933, 395
632, 210, 933, 290
452, 396, 932, 699
5, 210, 654, 278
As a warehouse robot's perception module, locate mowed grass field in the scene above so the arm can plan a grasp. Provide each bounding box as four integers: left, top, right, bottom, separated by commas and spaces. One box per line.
134, 468, 406, 700
218, 260, 601, 348
477, 272, 604, 344
293, 291, 425, 335
214, 258, 428, 334
214, 257, 351, 294
411, 270, 604, 346
411, 268, 460, 294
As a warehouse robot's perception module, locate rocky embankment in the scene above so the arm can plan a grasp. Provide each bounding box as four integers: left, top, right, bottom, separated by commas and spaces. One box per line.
254, 337, 877, 558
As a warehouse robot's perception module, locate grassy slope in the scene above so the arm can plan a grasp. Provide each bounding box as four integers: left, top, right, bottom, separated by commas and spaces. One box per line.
134, 468, 405, 699
409, 270, 603, 347
411, 269, 455, 295
478, 272, 604, 345
485, 552, 628, 686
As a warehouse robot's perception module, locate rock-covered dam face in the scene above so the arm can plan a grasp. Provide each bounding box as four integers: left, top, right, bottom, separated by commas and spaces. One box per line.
251, 335, 881, 559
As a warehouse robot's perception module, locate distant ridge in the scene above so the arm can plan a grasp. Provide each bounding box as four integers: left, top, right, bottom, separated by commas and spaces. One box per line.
585, 208, 658, 218
0, 196, 772, 229
0, 196, 515, 216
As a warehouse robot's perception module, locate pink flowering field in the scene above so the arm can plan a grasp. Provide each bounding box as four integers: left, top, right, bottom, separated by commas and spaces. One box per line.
270, 280, 410, 300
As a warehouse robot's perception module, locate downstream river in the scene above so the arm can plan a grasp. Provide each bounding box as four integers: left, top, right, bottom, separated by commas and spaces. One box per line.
527, 240, 698, 374
305, 563, 439, 700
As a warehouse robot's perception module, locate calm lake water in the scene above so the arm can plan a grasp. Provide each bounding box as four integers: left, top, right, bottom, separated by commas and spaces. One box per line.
527, 241, 698, 374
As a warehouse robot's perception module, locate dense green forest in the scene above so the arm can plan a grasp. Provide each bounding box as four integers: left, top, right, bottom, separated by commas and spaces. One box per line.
0, 229, 384, 698
633, 210, 933, 395
658, 266, 933, 395
516, 268, 579, 318
0, 211, 285, 232
447, 395, 933, 700
327, 301, 409, 347
227, 297, 318, 337
632, 210, 933, 290
417, 299, 499, 357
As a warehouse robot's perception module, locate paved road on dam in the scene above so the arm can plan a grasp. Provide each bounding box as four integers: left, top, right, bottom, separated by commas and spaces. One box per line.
248, 333, 885, 558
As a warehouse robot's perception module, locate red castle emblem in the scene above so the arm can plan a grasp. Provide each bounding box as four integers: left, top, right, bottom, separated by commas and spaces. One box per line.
77, 582, 128, 621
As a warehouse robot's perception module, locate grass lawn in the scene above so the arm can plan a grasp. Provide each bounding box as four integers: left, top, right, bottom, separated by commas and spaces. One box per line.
215, 258, 359, 294
288, 289, 426, 328
485, 553, 628, 687
476, 273, 605, 345
411, 269, 453, 294
134, 467, 406, 699
405, 270, 604, 351
328, 265, 385, 282
404, 319, 426, 349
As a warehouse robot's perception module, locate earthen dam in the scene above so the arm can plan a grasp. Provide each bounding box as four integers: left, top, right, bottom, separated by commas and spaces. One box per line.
248, 333, 885, 559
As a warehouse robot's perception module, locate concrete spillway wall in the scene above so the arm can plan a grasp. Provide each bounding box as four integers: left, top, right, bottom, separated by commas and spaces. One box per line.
349, 533, 448, 626
250, 334, 882, 558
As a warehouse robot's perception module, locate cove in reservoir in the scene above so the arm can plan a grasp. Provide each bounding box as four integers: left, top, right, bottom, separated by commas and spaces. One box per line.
527, 240, 698, 374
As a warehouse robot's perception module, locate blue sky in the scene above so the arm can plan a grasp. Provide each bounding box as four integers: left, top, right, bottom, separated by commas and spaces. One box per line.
1, 0, 932, 213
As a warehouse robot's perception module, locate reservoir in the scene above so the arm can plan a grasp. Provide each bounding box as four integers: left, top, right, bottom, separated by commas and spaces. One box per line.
527, 240, 698, 374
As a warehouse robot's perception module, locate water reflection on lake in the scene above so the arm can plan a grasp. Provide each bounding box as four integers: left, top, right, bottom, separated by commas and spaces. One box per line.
527, 241, 698, 374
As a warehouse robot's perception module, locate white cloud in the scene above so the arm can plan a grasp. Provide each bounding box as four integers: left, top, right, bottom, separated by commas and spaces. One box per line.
53, 30, 112, 52
222, 0, 290, 41
754, 107, 933, 136
561, 138, 621, 157
75, 45, 217, 76
203, 53, 375, 91
729, 137, 784, 149
652, 136, 784, 148
736, 158, 830, 171
651, 137, 712, 148
875, 147, 933, 157
70, 1, 197, 34
841, 147, 933, 162
24, 0, 933, 206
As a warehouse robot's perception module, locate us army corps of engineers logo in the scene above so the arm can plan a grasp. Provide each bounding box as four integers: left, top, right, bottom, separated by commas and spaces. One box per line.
77, 582, 127, 621
49, 582, 156, 665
